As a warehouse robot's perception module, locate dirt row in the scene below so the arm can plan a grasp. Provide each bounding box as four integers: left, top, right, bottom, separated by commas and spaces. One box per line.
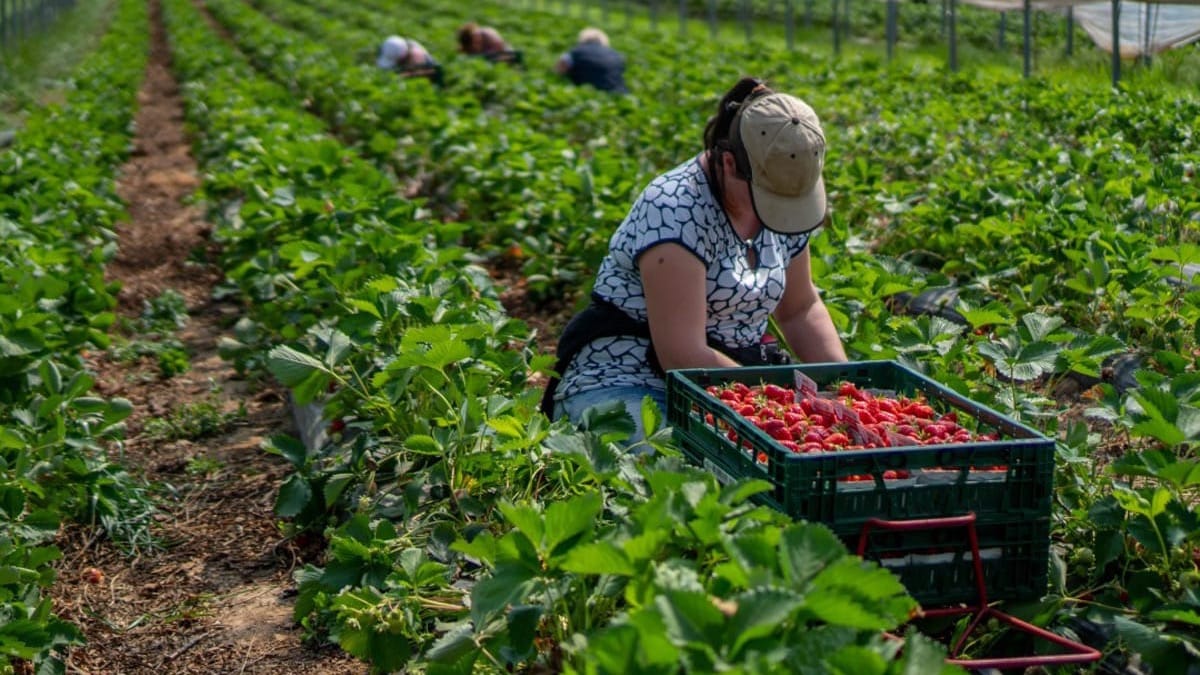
49, 1, 360, 672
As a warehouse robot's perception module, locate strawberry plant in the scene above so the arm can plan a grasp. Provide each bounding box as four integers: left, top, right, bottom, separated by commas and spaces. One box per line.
156, 0, 1200, 670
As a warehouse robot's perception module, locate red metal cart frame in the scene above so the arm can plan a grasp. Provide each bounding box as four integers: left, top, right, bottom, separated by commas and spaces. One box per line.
857, 512, 1102, 669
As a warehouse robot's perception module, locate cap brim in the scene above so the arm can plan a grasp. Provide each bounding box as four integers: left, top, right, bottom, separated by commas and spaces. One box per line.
752, 175, 827, 235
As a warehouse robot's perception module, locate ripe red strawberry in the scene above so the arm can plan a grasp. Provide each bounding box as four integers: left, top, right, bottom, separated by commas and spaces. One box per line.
823, 432, 850, 448
763, 384, 792, 405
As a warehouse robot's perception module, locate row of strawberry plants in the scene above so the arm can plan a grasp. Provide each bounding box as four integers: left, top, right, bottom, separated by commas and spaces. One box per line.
239, 0, 1196, 369
0, 0, 153, 669
209, 0, 648, 301
636, 0, 1077, 51
163, 1, 953, 671
253, 0, 1200, 667
247, 0, 1173, 431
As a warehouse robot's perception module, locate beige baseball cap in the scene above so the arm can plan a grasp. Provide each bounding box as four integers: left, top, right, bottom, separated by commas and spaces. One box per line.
736, 93, 827, 234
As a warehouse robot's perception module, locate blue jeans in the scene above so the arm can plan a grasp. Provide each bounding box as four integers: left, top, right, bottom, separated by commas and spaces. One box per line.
554, 386, 667, 445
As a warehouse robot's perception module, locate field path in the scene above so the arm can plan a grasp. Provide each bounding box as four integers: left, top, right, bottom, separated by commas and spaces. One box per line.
49, 2, 361, 673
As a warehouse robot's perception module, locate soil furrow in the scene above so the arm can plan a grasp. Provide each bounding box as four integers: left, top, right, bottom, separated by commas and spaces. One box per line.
49, 2, 360, 672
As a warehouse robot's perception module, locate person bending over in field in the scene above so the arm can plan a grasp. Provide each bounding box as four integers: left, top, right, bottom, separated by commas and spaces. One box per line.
457, 22, 522, 65
554, 27, 628, 95
376, 35, 443, 86
542, 77, 848, 442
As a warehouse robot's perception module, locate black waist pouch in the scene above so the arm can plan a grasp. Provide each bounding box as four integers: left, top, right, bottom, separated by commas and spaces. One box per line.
539, 294, 791, 418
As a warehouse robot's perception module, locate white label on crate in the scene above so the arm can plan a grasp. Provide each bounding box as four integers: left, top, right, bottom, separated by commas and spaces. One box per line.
703, 458, 736, 486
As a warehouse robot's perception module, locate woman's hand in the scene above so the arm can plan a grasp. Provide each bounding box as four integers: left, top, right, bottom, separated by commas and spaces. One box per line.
773, 247, 848, 363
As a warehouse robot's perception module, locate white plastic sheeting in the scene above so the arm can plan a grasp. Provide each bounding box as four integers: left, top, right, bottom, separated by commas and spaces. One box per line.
957, 0, 1200, 56
1074, 3, 1200, 55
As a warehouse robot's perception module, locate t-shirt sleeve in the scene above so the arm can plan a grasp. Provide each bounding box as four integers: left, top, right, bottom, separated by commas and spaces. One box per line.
784, 231, 812, 261
625, 179, 711, 266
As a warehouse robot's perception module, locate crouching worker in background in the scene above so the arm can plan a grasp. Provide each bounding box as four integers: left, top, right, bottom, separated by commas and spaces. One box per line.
376, 35, 443, 86
541, 77, 848, 444
457, 22, 522, 65
555, 28, 628, 95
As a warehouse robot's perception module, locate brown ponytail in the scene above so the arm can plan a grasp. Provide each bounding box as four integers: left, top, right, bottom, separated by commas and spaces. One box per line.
703, 77, 772, 209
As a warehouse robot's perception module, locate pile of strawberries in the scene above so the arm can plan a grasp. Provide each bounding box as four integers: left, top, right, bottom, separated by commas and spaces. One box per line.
703, 379, 999, 461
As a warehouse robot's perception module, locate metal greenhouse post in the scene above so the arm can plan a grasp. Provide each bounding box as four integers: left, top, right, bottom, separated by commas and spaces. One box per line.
998, 11, 1006, 49
1141, 3, 1152, 66
708, 0, 717, 38
651, 0, 658, 31
842, 0, 851, 45
742, 0, 752, 43
1022, 0, 1032, 78
949, 0, 958, 71
805, 0, 813, 29
832, 0, 841, 54
679, 0, 686, 37
1, 0, 7, 49
1111, 0, 1120, 85
886, 0, 897, 61
786, 0, 795, 50
1066, 6, 1073, 55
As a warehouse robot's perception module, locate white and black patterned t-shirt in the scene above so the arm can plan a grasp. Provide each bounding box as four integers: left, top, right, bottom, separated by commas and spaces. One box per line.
556, 154, 812, 402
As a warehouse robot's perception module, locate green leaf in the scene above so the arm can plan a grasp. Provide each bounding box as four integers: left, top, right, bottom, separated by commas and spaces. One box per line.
640, 395, 663, 437
895, 631, 957, 674
824, 645, 887, 673
471, 564, 537, 626
728, 587, 804, 656
69, 397, 108, 414
103, 397, 133, 425
487, 415, 527, 439
960, 309, 1012, 329
507, 604, 542, 657
1112, 484, 1153, 518
0, 428, 24, 449
1148, 608, 1200, 626
561, 541, 636, 576
405, 434, 443, 455
0, 565, 40, 585
654, 590, 725, 645
1175, 406, 1200, 441
331, 620, 411, 672
807, 558, 914, 630
266, 345, 330, 387
1149, 243, 1200, 265
324, 330, 352, 367
452, 531, 498, 565
275, 474, 313, 518
497, 502, 545, 552
1130, 418, 1186, 446
1021, 313, 1065, 341
719, 479, 773, 506
262, 434, 309, 469
544, 492, 602, 557
425, 622, 479, 672
0, 619, 50, 659
1112, 615, 1199, 673
323, 473, 354, 507
778, 523, 846, 587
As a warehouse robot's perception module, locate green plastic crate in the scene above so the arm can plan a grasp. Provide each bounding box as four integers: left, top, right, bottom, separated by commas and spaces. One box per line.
666, 360, 1055, 603
865, 518, 1051, 606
